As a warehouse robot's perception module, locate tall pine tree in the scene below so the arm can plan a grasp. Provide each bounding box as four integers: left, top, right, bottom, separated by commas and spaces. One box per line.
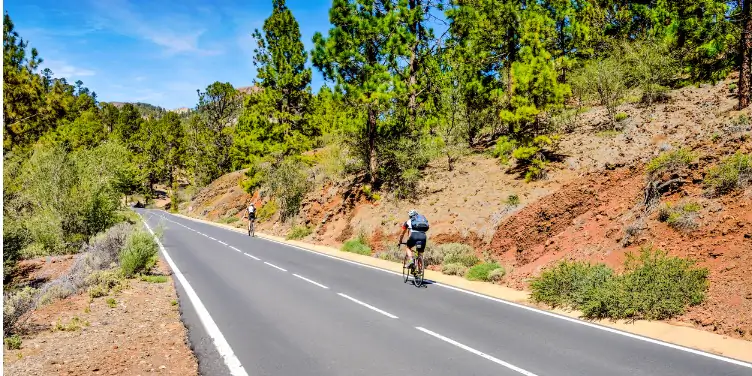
233, 0, 314, 190
313, 0, 397, 183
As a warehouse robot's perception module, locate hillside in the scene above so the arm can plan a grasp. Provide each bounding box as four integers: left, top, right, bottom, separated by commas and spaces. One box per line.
180, 76, 752, 339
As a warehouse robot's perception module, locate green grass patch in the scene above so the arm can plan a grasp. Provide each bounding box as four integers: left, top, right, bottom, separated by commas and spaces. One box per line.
171, 300, 178, 306
646, 148, 695, 179
530, 247, 708, 320
139, 274, 169, 283
286, 226, 313, 240
54, 316, 88, 331
4, 335, 22, 350
106, 298, 117, 308
614, 112, 629, 122
341, 236, 372, 256
504, 194, 520, 207
465, 262, 503, 282
658, 202, 701, 231
704, 152, 752, 196
219, 216, 239, 224
256, 200, 278, 221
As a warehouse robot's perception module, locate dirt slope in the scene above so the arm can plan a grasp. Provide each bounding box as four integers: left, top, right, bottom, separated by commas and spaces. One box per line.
3, 259, 197, 375
182, 77, 751, 339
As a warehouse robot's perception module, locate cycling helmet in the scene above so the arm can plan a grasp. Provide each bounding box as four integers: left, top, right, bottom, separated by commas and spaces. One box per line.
408, 209, 418, 218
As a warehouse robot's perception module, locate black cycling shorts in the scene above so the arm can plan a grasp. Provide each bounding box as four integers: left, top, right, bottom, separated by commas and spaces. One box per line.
248, 212, 256, 220
406, 231, 427, 252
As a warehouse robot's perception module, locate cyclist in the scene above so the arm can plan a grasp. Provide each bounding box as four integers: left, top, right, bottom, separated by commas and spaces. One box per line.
398, 209, 429, 270
242, 201, 257, 234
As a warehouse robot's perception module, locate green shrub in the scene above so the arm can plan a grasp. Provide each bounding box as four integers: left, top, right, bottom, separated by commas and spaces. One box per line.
443, 252, 480, 268
466, 262, 502, 281
488, 267, 506, 282
704, 152, 752, 196
286, 226, 313, 240
106, 298, 117, 308
658, 202, 700, 231
581, 248, 708, 320
572, 56, 627, 127
3, 287, 37, 335
256, 200, 278, 221
341, 235, 371, 256
424, 243, 476, 267
5, 143, 130, 256
505, 194, 520, 207
4, 335, 22, 350
493, 136, 518, 164
265, 157, 312, 220
119, 231, 158, 278
646, 148, 695, 179
375, 244, 403, 262
728, 83, 737, 92
614, 112, 628, 122
441, 263, 468, 277
530, 261, 614, 308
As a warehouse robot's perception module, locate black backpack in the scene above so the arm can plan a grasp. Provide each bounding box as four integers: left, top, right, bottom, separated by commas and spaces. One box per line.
411, 214, 430, 232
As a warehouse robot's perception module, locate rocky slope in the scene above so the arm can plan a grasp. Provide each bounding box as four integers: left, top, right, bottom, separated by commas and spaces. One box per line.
180, 77, 751, 339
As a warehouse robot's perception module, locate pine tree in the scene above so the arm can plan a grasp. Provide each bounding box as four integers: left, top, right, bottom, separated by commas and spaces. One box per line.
739, 0, 751, 108
501, 4, 569, 136
234, 0, 314, 189
313, 0, 397, 183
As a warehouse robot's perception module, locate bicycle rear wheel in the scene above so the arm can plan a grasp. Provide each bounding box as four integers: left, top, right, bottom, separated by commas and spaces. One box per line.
250, 221, 255, 237
402, 255, 410, 283
414, 255, 425, 287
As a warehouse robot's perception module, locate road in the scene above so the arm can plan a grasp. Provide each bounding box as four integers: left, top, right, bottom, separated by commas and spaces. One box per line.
138, 210, 752, 376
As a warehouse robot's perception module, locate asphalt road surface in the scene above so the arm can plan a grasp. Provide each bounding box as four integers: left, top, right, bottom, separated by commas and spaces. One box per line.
137, 209, 752, 376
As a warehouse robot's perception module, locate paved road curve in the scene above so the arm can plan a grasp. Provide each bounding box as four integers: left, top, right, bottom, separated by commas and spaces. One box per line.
138, 210, 752, 376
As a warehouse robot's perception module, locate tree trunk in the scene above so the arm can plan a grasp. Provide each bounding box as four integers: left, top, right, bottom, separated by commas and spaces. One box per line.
407, 0, 421, 130
367, 105, 378, 183
740, 0, 752, 109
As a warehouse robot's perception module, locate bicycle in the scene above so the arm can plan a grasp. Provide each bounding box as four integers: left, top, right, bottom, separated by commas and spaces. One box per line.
247, 217, 255, 237
400, 243, 425, 287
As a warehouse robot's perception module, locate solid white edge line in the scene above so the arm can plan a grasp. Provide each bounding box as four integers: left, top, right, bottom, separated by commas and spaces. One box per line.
292, 274, 329, 289
337, 293, 398, 319
160, 211, 752, 368
416, 327, 538, 376
244, 253, 261, 261
263, 261, 287, 272
137, 213, 248, 376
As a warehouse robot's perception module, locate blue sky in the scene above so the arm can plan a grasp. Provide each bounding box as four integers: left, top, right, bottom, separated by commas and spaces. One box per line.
5, 0, 334, 109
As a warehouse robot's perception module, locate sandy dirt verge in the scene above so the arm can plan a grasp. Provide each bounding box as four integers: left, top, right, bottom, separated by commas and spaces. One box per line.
3, 259, 198, 376
174, 212, 752, 364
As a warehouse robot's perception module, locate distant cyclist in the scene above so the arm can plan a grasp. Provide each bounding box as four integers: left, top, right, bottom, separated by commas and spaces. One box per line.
398, 209, 429, 270
242, 201, 256, 234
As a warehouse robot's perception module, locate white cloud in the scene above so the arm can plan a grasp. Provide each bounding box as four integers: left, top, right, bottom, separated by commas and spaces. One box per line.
43, 60, 96, 78
89, 0, 223, 56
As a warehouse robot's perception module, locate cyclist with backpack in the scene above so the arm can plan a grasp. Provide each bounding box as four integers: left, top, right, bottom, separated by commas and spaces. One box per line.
242, 201, 257, 236
399, 209, 429, 270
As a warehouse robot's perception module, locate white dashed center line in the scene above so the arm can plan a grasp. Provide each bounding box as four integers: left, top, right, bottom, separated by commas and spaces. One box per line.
337, 293, 398, 319
415, 327, 538, 376
292, 274, 329, 289
263, 261, 287, 272
244, 253, 260, 260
